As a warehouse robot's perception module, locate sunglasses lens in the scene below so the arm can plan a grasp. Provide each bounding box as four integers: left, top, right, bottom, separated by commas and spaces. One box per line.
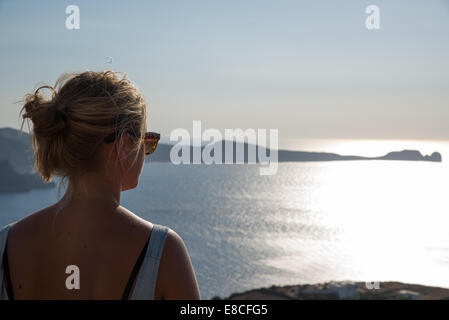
145, 139, 158, 155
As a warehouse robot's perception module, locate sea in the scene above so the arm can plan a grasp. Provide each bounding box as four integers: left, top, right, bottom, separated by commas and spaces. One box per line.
1, 139, 449, 300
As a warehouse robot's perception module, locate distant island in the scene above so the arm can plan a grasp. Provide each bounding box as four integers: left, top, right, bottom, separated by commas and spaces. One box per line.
0, 127, 442, 193
212, 281, 449, 300
275, 148, 442, 162
0, 127, 55, 193
0, 158, 54, 193
146, 140, 442, 163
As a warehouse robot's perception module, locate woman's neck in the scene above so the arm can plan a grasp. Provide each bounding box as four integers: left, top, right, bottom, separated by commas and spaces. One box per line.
59, 173, 121, 208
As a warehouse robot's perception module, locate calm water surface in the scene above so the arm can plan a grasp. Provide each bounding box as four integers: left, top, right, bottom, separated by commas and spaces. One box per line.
1, 140, 449, 299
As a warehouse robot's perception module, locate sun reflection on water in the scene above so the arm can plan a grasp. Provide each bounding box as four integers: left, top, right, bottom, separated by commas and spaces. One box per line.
261, 140, 449, 288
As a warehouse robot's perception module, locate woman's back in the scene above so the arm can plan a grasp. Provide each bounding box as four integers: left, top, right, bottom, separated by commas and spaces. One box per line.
1, 201, 200, 299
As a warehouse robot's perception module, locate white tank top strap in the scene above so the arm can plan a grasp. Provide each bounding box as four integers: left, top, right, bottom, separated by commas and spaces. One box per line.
130, 223, 170, 300
0, 221, 18, 300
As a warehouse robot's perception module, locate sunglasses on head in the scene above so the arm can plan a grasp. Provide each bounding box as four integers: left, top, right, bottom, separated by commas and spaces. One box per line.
104, 130, 160, 156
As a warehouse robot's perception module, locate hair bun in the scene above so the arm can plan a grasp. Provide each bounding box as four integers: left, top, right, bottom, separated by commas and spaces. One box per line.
22, 86, 67, 140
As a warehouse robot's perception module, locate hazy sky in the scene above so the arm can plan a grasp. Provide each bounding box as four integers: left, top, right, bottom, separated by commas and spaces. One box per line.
1, 0, 448, 143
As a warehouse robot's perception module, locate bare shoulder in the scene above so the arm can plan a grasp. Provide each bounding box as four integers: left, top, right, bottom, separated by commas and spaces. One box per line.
162, 229, 193, 268
109, 209, 201, 299
6, 206, 53, 242
156, 228, 201, 300
164, 229, 185, 250
116, 206, 153, 227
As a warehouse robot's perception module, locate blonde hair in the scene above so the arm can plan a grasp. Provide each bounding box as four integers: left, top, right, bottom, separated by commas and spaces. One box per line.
19, 70, 147, 185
